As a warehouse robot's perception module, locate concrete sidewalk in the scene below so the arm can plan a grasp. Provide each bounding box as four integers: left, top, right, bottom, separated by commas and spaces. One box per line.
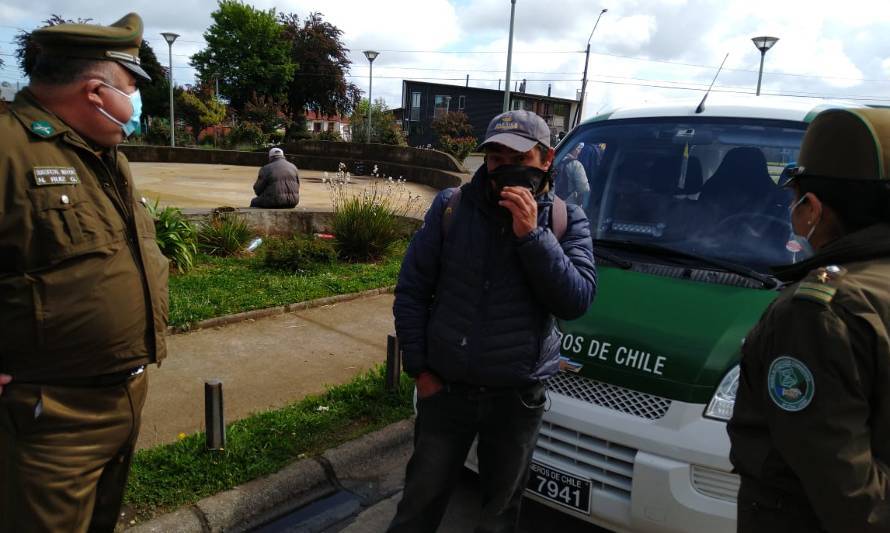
138, 292, 396, 450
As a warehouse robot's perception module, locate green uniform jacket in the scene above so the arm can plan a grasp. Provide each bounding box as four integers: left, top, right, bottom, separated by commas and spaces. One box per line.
728, 223, 890, 532
0, 89, 168, 380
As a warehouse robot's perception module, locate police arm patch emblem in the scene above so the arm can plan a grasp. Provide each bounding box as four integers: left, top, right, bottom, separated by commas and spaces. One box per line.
767, 356, 815, 412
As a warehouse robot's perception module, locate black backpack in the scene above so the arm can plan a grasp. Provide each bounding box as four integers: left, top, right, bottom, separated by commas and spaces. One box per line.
440, 186, 568, 241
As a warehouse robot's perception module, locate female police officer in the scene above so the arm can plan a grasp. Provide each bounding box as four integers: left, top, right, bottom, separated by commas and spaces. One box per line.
728, 107, 890, 532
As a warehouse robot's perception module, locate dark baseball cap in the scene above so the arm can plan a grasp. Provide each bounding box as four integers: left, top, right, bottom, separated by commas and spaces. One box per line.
31, 13, 151, 81
477, 110, 552, 152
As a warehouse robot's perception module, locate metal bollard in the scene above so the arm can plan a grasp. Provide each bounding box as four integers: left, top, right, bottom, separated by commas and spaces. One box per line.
205, 380, 226, 451
386, 333, 401, 392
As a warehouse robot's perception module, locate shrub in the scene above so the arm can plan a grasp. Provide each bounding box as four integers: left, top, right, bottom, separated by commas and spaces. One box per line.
315, 129, 343, 142
437, 135, 477, 162
146, 201, 198, 272
262, 234, 337, 271
141, 118, 191, 147
431, 111, 474, 138
224, 121, 267, 149
197, 213, 254, 256
325, 166, 425, 261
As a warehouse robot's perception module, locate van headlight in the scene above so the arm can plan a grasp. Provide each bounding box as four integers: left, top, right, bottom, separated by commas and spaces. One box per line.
704, 364, 740, 421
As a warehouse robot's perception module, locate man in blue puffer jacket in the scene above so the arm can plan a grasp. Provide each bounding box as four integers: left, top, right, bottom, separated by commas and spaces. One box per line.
388, 110, 597, 532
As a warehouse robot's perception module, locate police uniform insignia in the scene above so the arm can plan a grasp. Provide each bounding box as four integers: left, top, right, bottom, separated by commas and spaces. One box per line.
794, 265, 845, 305
32, 167, 81, 186
768, 356, 815, 412
30, 120, 54, 137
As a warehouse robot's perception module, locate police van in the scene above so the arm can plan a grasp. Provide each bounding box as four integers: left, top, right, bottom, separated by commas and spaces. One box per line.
467, 96, 855, 532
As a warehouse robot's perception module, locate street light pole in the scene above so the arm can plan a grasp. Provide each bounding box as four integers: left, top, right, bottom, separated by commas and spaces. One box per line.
503, 0, 517, 112
751, 36, 779, 96
363, 50, 379, 144
161, 32, 179, 147
573, 8, 607, 129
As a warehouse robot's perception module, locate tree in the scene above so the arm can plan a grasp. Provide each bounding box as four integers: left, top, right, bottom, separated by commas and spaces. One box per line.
350, 98, 406, 146
243, 93, 286, 136
191, 0, 295, 112
176, 85, 227, 143
16, 15, 93, 76
278, 12, 358, 140
137, 40, 171, 119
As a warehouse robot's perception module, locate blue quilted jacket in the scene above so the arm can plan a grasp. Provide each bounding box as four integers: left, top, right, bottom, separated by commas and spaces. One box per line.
393, 166, 597, 387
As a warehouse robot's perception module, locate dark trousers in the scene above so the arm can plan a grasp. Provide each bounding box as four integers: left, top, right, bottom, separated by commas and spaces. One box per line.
737, 476, 827, 533
250, 196, 296, 209
388, 381, 546, 533
0, 371, 147, 533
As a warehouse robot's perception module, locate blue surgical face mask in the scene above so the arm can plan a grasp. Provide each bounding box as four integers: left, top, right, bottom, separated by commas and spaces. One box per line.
96, 81, 142, 136
787, 194, 818, 260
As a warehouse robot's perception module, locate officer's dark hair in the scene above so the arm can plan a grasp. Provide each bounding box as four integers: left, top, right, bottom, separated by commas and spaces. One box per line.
797, 176, 890, 232
29, 55, 113, 86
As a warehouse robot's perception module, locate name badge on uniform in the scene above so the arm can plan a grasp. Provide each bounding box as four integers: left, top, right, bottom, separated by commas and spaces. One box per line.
32, 167, 81, 186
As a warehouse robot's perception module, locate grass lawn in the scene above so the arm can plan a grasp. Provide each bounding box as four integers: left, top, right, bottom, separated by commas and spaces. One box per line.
124, 366, 414, 521
169, 241, 406, 328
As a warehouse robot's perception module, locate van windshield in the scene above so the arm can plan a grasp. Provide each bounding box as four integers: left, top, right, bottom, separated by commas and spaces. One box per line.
553, 117, 808, 272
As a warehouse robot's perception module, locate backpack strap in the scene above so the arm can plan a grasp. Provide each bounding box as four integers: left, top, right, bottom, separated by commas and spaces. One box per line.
441, 187, 462, 240
551, 195, 568, 241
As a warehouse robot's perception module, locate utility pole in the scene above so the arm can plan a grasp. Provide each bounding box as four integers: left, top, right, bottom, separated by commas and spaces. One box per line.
503, 0, 517, 112
161, 32, 179, 147
573, 8, 607, 128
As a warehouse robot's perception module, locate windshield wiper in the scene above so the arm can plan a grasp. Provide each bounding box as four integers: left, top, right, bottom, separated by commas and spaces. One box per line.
593, 247, 633, 269
593, 239, 780, 289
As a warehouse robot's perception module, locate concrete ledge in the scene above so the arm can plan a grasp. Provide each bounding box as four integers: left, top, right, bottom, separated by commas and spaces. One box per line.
167, 286, 395, 335
323, 419, 413, 482
125, 507, 205, 533
126, 418, 414, 532
196, 459, 331, 533
119, 144, 465, 190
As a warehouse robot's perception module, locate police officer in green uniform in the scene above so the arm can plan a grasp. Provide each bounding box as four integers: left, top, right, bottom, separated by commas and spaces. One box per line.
0, 13, 168, 533
728, 107, 890, 532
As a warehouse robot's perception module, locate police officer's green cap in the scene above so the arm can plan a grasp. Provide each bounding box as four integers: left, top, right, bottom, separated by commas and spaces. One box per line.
31, 13, 151, 81
788, 107, 890, 184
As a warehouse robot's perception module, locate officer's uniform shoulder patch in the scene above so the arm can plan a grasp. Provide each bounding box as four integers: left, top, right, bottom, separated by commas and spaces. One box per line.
768, 356, 815, 412
793, 265, 846, 305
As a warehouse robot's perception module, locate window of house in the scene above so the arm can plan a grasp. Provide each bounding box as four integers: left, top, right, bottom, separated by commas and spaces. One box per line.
314, 122, 322, 132
434, 95, 451, 118
410, 92, 421, 121
458, 95, 466, 110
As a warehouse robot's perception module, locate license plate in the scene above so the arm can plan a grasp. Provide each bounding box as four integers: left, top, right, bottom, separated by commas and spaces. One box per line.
526, 461, 592, 514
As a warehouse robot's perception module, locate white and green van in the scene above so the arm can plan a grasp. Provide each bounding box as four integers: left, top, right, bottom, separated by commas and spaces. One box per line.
467, 95, 856, 532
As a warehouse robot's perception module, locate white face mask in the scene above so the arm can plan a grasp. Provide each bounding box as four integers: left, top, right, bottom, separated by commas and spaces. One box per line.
95, 81, 142, 136
788, 194, 819, 258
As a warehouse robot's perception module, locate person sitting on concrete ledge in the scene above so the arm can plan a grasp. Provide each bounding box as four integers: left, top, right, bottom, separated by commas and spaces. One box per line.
250, 147, 300, 208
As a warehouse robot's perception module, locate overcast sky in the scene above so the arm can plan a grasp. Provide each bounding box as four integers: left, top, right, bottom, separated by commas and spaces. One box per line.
2, 0, 890, 118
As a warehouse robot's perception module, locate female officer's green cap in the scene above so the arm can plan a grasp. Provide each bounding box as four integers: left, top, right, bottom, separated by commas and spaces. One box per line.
31, 12, 151, 81
788, 107, 890, 183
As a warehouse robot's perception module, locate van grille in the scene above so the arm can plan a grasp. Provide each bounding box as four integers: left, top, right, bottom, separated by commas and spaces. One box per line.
547, 372, 672, 420
535, 421, 637, 500
691, 465, 739, 502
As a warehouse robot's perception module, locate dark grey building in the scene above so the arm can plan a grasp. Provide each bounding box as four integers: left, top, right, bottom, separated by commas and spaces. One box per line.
401, 80, 579, 148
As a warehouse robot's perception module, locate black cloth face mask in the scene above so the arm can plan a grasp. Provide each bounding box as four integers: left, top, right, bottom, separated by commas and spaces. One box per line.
488, 165, 548, 204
